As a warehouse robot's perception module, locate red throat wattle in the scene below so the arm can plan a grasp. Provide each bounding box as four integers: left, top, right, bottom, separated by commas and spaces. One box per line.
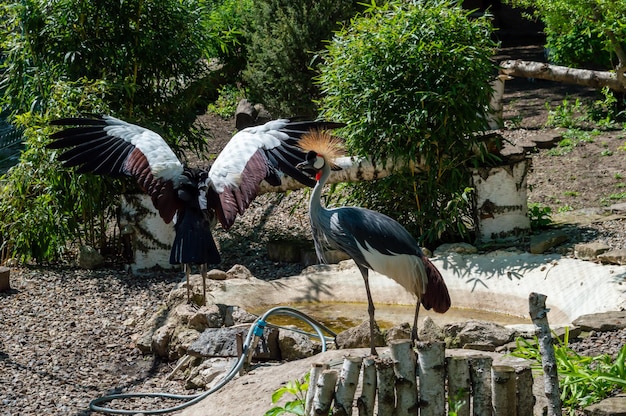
315, 171, 322, 181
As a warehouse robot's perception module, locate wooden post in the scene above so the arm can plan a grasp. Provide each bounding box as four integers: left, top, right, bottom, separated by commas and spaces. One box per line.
312, 369, 338, 415
417, 341, 446, 416
391, 340, 418, 416
470, 355, 493, 416
447, 356, 471, 416
375, 357, 396, 416
333, 356, 363, 416
515, 365, 535, 416
0, 267, 10, 292
357, 357, 377, 416
491, 365, 517, 416
529, 292, 562, 416
306, 363, 329, 416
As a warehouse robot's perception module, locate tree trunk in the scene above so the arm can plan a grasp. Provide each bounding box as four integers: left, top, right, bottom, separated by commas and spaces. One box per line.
469, 355, 494, 416
306, 363, 329, 416
333, 356, 363, 416
499, 60, 626, 93
416, 341, 446, 416
357, 357, 377, 416
447, 356, 471, 416
491, 365, 517, 416
375, 357, 396, 416
259, 156, 412, 194
390, 340, 418, 416
312, 369, 338, 415
529, 292, 562, 416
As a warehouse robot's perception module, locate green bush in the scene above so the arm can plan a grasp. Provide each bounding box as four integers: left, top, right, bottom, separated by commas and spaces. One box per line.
1, 0, 218, 154
505, 0, 626, 71
242, 0, 362, 117
0, 80, 119, 263
317, 0, 498, 244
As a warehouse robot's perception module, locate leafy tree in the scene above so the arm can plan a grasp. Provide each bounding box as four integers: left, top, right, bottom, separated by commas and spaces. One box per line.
504, 0, 626, 73
317, 0, 498, 244
242, 0, 363, 117
0, 0, 228, 263
0, 80, 119, 263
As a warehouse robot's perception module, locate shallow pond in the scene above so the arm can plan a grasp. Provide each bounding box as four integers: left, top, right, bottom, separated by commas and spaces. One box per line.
251, 301, 531, 334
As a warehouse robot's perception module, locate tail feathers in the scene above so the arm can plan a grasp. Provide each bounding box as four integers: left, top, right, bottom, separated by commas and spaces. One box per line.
169, 208, 221, 265
421, 257, 451, 313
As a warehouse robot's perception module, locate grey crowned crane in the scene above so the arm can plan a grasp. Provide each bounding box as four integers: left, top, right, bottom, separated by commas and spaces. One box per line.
47, 115, 344, 305
296, 131, 451, 355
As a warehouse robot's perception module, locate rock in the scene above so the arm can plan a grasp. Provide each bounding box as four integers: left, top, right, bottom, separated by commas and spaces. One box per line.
267, 239, 313, 263
188, 304, 225, 330
188, 326, 279, 360
186, 357, 238, 389
597, 249, 626, 265
207, 269, 228, 280
506, 323, 581, 341
335, 320, 385, 350
152, 323, 176, 358
418, 316, 445, 342
385, 322, 412, 343
583, 394, 626, 415
235, 99, 257, 130
444, 320, 515, 350
226, 264, 254, 280
224, 306, 257, 327
434, 242, 479, 256
77, 245, 104, 269
574, 242, 612, 261
278, 328, 321, 360
530, 230, 569, 254
573, 311, 626, 332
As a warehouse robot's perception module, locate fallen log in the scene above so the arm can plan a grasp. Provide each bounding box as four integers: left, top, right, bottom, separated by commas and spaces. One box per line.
499, 60, 626, 93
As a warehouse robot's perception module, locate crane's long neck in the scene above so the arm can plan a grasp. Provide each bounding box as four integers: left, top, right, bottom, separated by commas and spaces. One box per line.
309, 160, 331, 218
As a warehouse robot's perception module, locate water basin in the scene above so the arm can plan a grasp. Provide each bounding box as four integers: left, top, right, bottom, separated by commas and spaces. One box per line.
250, 301, 531, 334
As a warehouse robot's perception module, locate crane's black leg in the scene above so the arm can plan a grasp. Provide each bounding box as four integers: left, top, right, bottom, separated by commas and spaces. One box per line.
200, 263, 207, 306
412, 301, 421, 343
359, 266, 378, 356
184, 264, 191, 304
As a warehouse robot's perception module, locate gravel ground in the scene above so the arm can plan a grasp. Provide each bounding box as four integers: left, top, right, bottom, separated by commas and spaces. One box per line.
2, 44, 626, 416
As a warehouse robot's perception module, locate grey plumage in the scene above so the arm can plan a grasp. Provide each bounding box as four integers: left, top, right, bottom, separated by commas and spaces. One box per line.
297, 135, 451, 355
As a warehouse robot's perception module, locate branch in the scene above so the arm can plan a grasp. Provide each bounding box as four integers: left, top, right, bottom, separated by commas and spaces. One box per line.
500, 60, 626, 93
529, 292, 562, 416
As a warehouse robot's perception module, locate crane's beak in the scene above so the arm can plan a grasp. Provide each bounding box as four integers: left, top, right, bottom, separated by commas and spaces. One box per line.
296, 160, 311, 171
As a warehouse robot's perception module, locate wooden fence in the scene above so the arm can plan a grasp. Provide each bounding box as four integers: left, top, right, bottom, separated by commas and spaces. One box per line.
304, 340, 535, 416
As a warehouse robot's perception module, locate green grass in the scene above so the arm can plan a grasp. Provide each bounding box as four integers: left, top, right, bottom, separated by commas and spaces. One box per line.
510, 329, 626, 414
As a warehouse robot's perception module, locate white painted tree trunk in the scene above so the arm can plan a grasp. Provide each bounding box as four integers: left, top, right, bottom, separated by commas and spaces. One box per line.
470, 355, 494, 416
515, 365, 536, 416
446, 356, 471, 416
305, 363, 329, 416
333, 356, 363, 416
259, 156, 411, 194
356, 357, 377, 416
390, 340, 418, 416
491, 365, 517, 416
312, 369, 338, 415
375, 357, 396, 416
416, 341, 446, 416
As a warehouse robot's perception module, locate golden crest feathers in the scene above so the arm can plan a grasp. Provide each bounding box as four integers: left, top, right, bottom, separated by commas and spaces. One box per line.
298, 130, 345, 163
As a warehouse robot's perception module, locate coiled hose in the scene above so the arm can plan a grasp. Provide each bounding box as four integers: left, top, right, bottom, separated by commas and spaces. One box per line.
89, 306, 337, 414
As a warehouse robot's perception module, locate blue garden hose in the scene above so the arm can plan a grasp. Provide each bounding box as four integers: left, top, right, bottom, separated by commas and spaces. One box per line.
89, 306, 337, 414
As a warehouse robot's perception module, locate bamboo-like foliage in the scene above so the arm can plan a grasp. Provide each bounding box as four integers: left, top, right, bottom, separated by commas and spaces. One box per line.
317, 0, 498, 245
